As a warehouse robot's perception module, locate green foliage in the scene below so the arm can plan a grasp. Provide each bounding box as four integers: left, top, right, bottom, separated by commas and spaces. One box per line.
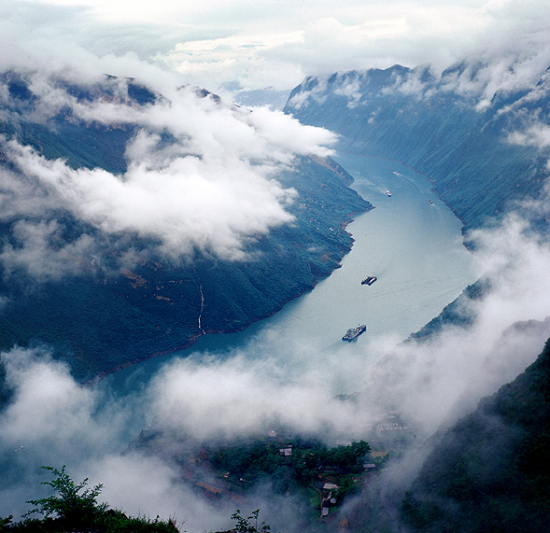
25, 466, 106, 524
0, 466, 179, 533
210, 437, 370, 496
335, 475, 357, 498
230, 509, 272, 533
0, 516, 14, 530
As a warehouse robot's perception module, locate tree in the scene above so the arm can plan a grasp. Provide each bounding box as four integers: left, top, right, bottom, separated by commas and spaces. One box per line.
25, 466, 107, 526
230, 509, 272, 533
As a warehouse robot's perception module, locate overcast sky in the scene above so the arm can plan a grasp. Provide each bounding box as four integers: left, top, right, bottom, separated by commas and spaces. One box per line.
2, 0, 550, 97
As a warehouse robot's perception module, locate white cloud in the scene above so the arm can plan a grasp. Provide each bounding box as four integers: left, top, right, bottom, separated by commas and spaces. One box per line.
0, 220, 97, 280
362, 210, 550, 434
1, 0, 550, 527
0, 347, 126, 461
146, 352, 373, 441
0, 72, 336, 274
508, 123, 550, 168
2, 189, 550, 521
2, 0, 549, 97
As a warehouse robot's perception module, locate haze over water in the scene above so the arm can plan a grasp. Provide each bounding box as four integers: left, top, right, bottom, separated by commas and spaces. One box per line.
102, 155, 477, 397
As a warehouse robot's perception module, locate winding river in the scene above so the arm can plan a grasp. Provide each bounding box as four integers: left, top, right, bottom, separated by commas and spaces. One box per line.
101, 155, 477, 395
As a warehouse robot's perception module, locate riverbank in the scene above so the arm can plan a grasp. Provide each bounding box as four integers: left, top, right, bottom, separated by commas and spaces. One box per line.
100, 155, 477, 396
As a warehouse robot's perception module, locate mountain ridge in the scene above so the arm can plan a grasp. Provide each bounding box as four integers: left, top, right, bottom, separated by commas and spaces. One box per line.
0, 73, 371, 382
285, 63, 550, 234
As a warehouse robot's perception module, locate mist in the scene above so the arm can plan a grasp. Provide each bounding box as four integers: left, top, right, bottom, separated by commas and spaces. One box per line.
0, 69, 336, 279
2, 183, 550, 529
2, 1, 550, 531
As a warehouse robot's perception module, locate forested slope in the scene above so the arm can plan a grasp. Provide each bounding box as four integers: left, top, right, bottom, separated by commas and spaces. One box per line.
0, 73, 370, 381
400, 338, 550, 533
285, 64, 550, 233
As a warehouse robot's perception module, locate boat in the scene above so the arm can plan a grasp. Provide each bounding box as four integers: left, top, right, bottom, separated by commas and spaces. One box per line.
361, 276, 377, 286
342, 324, 366, 341
386, 190, 392, 197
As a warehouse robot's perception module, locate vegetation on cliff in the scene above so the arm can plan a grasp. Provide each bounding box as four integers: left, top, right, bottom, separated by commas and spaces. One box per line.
399, 338, 550, 533
0, 466, 179, 533
0, 74, 370, 382
285, 64, 550, 233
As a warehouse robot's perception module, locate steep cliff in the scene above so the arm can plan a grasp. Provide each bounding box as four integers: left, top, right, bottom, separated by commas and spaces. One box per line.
0, 73, 370, 381
285, 64, 550, 232
400, 338, 550, 533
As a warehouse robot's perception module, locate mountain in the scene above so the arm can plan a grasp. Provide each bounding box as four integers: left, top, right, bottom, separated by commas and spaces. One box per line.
285, 63, 550, 532
0, 72, 370, 382
399, 337, 550, 533
285, 64, 550, 234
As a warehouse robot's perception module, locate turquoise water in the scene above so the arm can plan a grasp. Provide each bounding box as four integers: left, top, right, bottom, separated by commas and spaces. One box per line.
100, 155, 477, 395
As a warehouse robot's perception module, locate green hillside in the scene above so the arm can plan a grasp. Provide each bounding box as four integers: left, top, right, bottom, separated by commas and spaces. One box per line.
400, 338, 550, 533
0, 74, 370, 382
285, 65, 550, 233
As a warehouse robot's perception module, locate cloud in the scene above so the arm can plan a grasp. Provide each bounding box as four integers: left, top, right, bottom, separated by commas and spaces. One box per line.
133, 202, 550, 443
1, 187, 550, 526
0, 70, 336, 277
5, 139, 296, 263
0, 220, 98, 280
0, 347, 129, 457
2, 0, 549, 99
0, 346, 332, 531
508, 116, 550, 171
509, 124, 550, 152
1, 0, 550, 528
362, 210, 550, 435
0, 346, 225, 529
146, 352, 374, 441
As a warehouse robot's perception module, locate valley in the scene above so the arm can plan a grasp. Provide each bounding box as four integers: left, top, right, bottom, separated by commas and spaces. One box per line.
1, 58, 550, 533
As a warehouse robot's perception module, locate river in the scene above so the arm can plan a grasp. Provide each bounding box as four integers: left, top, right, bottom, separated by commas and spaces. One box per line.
101, 154, 477, 396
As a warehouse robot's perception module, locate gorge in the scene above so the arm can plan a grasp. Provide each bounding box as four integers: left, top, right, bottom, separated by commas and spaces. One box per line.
1, 58, 550, 533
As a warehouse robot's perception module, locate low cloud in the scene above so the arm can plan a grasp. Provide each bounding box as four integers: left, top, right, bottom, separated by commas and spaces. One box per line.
0, 220, 98, 280
3, 0, 549, 99
508, 118, 550, 171
2, 0, 550, 528
1, 71, 336, 278
360, 210, 550, 434
1, 192, 549, 527
286, 28, 550, 114
0, 346, 321, 531
0, 347, 126, 460
147, 351, 373, 441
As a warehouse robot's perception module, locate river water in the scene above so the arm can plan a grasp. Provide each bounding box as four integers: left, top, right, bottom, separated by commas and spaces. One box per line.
101, 155, 477, 396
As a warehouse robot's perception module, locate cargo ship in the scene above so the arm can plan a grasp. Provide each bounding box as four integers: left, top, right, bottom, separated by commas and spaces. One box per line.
342, 324, 366, 341
361, 276, 377, 286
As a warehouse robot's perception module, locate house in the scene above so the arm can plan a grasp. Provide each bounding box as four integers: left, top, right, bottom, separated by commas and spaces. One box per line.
279, 447, 293, 457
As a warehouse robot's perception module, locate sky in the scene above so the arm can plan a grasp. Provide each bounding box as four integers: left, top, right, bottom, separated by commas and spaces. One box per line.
1, 0, 550, 530
1, 0, 550, 100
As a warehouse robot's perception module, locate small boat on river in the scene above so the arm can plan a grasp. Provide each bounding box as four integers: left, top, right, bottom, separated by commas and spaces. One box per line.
342, 324, 367, 341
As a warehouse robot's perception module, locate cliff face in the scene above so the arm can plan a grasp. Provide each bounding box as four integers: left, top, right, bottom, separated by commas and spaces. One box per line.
400, 338, 550, 533
285, 64, 550, 232
283, 64, 550, 533
0, 73, 370, 381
